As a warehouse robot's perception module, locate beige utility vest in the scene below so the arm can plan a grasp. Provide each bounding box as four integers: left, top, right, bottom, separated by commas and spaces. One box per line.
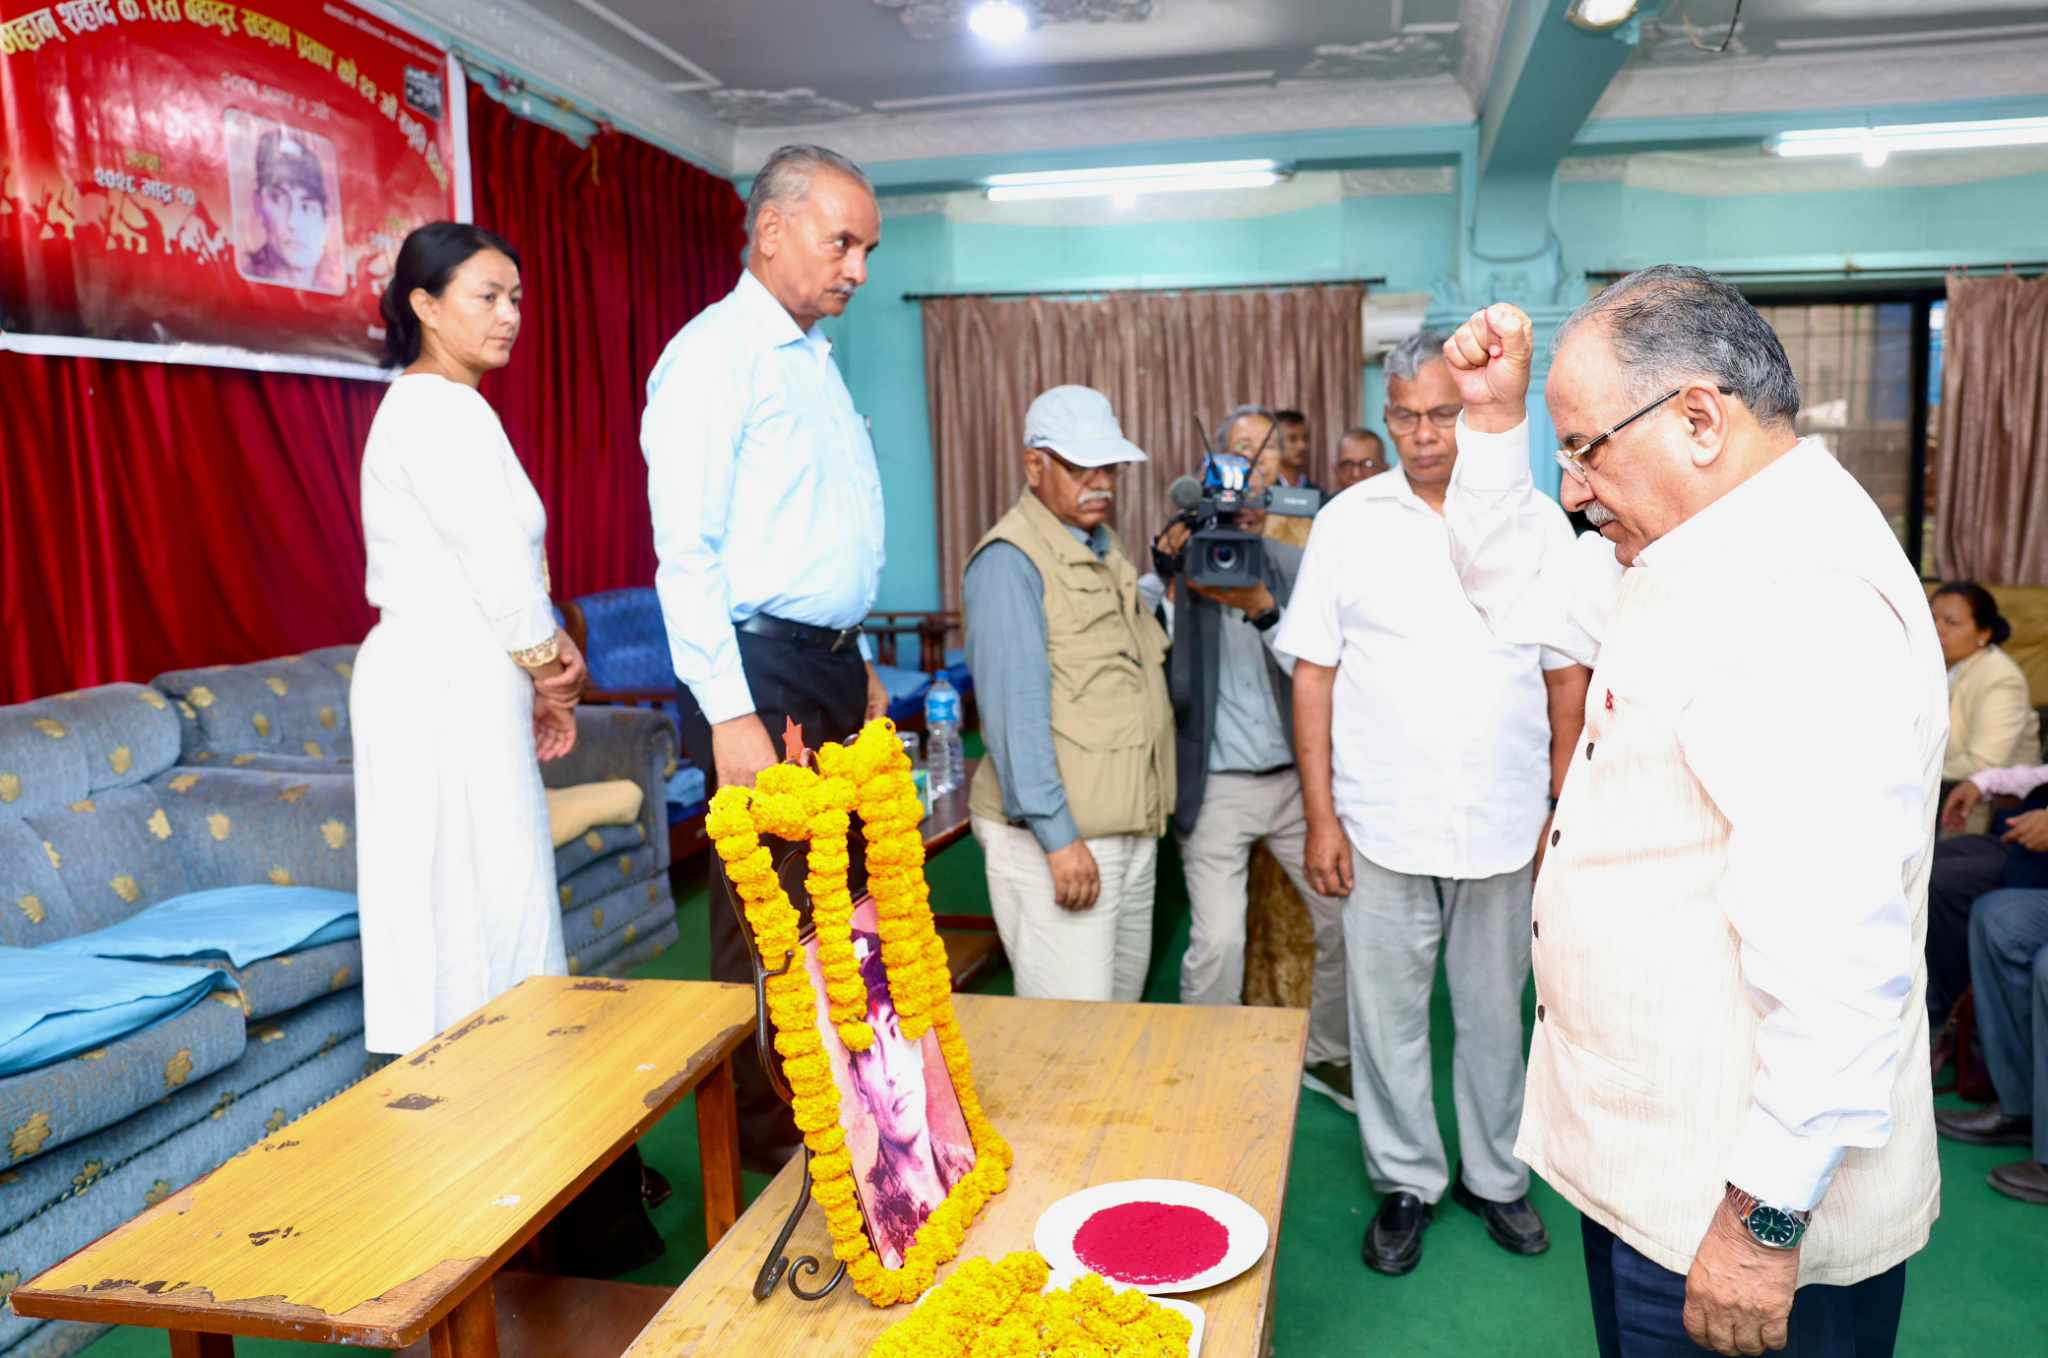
966, 491, 1175, 840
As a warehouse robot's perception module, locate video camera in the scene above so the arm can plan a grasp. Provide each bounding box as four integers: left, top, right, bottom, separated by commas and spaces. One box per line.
1162, 418, 1321, 590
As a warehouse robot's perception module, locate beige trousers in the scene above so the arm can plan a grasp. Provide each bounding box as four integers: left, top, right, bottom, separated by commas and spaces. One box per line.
1176, 769, 1350, 1066
971, 815, 1156, 1001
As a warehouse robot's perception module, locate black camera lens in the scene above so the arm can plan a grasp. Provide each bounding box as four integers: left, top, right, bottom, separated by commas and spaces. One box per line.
1211, 544, 1239, 571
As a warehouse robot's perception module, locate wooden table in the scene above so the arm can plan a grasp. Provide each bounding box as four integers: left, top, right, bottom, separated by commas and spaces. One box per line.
622, 995, 1308, 1358
12, 977, 755, 1357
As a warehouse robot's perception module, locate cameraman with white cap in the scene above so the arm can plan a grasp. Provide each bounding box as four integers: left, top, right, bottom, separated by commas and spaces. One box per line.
963, 385, 1177, 1002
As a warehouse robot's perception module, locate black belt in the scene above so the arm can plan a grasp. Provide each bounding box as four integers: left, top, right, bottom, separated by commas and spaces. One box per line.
737, 612, 863, 653
1223, 763, 1296, 778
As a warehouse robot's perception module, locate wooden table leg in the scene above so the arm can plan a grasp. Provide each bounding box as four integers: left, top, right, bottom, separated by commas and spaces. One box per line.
168, 1333, 234, 1358
428, 1279, 499, 1358
695, 1053, 743, 1248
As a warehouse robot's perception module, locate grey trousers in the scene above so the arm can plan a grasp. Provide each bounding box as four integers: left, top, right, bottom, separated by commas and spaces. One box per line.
1175, 769, 1349, 1066
1343, 849, 1534, 1203
1968, 887, 2048, 1160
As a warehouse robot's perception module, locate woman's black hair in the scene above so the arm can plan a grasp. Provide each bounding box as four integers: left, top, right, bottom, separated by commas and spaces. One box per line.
379, 222, 521, 368
1934, 581, 2012, 647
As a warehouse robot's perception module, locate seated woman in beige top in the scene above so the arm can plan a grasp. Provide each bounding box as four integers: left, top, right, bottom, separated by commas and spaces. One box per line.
1933, 582, 2041, 800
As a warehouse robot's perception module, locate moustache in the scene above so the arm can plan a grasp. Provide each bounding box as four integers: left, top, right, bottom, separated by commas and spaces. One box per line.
1584, 500, 1616, 528
1077, 490, 1115, 506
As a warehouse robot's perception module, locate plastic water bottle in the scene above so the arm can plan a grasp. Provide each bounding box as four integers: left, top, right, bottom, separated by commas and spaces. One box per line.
924, 675, 962, 797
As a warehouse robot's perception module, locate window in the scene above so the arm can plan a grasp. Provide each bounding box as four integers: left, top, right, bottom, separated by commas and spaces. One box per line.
1751, 295, 1942, 576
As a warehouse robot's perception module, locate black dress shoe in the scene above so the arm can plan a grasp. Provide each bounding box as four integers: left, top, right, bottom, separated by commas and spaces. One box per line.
1451, 1178, 1551, 1256
641, 1162, 673, 1209
1362, 1191, 1433, 1276
1935, 1106, 2034, 1147
1988, 1160, 2048, 1205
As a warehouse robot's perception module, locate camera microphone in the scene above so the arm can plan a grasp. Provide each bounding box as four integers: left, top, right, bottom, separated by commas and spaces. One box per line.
1167, 476, 1203, 511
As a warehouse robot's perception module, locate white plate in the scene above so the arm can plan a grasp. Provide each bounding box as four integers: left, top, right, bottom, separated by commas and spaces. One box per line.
1034, 1178, 1269, 1296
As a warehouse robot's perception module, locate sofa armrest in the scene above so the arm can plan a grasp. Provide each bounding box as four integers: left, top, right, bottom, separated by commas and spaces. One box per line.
541, 705, 677, 871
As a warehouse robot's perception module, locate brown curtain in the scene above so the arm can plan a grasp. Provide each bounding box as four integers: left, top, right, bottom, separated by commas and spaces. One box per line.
922, 285, 1365, 611
1936, 274, 2048, 584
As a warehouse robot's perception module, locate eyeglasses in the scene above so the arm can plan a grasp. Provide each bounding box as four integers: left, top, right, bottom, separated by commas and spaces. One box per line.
1337, 458, 1383, 473
1553, 385, 1732, 484
1385, 404, 1461, 434
1033, 446, 1117, 481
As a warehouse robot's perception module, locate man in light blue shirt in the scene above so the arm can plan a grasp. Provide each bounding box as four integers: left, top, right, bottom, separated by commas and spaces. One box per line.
640, 142, 888, 1167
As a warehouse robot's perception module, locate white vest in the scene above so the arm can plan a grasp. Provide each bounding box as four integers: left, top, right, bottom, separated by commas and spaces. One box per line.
1520, 557, 1942, 1287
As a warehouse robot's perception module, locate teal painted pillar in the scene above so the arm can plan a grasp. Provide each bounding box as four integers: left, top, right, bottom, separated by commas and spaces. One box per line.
1429, 0, 1663, 497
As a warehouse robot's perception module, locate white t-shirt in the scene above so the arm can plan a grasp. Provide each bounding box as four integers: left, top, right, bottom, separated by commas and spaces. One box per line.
1275, 467, 1575, 880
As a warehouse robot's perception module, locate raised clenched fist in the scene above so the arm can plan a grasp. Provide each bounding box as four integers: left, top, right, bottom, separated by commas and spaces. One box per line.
1442, 303, 1535, 430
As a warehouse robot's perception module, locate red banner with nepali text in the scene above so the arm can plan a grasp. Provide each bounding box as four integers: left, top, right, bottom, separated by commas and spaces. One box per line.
0, 0, 468, 377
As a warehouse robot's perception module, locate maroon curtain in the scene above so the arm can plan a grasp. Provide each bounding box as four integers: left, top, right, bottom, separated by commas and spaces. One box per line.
0, 90, 743, 703
0, 356, 384, 702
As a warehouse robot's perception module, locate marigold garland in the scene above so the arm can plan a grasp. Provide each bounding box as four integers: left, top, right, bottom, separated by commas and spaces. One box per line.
866, 1251, 1196, 1358
707, 719, 1013, 1307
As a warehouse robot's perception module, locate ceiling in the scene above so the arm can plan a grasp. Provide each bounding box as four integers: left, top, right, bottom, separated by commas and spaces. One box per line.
389, 0, 2048, 176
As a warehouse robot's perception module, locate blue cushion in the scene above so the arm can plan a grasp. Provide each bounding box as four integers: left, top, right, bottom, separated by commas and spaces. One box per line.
665, 763, 706, 808
0, 983, 247, 1174
154, 646, 357, 762
554, 821, 647, 882
575, 588, 675, 693
0, 948, 239, 1076
39, 886, 358, 968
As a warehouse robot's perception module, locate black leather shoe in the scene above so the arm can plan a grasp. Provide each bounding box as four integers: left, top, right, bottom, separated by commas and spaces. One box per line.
1451, 1177, 1551, 1256
1362, 1192, 1433, 1276
1935, 1106, 2034, 1147
1988, 1160, 2048, 1205
641, 1162, 673, 1209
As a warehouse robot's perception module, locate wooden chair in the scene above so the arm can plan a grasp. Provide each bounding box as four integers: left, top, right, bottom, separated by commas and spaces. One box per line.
863, 610, 975, 736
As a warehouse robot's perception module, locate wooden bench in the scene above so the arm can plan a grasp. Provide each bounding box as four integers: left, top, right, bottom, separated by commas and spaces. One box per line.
12, 978, 755, 1357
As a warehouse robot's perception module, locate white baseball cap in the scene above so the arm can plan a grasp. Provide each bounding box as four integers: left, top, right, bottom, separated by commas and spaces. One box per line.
1023, 385, 1148, 468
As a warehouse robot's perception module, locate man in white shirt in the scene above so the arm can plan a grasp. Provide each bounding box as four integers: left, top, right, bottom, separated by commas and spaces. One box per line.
640, 143, 889, 1167
1439, 266, 1945, 1357
1277, 330, 1589, 1278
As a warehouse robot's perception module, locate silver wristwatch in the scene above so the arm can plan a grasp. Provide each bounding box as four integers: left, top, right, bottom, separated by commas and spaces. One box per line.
1725, 1184, 1810, 1251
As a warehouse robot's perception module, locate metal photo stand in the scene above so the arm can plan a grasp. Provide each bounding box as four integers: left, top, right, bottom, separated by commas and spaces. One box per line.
729, 850, 847, 1304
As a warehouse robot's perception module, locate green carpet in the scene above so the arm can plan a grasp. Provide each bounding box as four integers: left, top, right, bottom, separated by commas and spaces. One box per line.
79, 836, 2042, 1357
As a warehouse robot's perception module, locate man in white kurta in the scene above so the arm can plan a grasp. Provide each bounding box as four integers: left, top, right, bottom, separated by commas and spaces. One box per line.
1438, 266, 1944, 1358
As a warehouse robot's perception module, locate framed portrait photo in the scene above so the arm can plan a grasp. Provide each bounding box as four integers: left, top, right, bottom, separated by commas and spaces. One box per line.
800, 896, 977, 1270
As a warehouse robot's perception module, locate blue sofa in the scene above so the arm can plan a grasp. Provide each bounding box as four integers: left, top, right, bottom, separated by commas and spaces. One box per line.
0, 648, 680, 1358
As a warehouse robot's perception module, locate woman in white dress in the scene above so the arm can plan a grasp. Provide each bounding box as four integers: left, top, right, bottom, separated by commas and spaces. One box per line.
352, 222, 586, 1058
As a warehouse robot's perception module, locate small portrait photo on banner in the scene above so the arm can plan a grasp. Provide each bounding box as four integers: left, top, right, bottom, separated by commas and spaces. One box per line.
224, 110, 344, 296
801, 897, 976, 1269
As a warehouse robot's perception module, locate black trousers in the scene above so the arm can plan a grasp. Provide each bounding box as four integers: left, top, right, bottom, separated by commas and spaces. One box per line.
676, 630, 868, 1156
1928, 834, 2008, 1027
1582, 1218, 1904, 1358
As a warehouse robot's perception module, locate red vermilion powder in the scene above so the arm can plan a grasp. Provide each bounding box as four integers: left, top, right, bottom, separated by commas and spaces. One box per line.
1072, 1200, 1230, 1285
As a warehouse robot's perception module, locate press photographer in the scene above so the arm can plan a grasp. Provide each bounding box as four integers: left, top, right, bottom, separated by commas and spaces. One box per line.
1153, 412, 1352, 1113
1158, 405, 1321, 590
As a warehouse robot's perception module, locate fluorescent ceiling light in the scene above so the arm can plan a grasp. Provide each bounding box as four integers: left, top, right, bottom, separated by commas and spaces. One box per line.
1566, 0, 1638, 32
987, 159, 1279, 187
1769, 116, 2048, 160
967, 2, 1029, 43
984, 160, 1286, 202
988, 172, 1284, 202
